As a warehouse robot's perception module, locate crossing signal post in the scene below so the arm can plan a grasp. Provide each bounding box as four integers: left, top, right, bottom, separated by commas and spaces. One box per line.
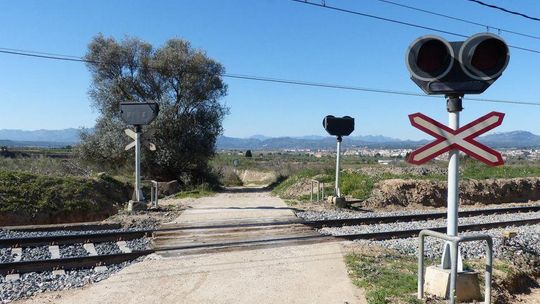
120, 102, 159, 211
406, 33, 509, 303
322, 115, 354, 205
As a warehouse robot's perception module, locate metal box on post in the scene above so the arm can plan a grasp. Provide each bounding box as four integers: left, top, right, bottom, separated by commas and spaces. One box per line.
120, 102, 160, 126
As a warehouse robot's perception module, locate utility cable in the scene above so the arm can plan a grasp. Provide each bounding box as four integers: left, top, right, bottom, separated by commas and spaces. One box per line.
0, 48, 539, 107
290, 0, 540, 55
466, 0, 540, 22
376, 0, 540, 40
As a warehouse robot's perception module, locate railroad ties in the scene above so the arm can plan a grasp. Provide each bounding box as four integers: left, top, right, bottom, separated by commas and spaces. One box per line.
0, 223, 154, 278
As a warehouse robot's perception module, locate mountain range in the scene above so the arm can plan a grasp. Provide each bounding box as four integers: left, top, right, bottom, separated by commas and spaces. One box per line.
2, 128, 540, 150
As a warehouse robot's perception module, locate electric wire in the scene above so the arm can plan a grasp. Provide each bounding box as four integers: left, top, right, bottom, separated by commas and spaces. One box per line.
466, 0, 540, 22
376, 0, 540, 40
290, 0, 540, 55
0, 48, 539, 107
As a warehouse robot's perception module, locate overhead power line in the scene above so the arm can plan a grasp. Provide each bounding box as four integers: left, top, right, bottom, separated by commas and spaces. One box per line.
225, 74, 540, 106
290, 0, 540, 55
376, 0, 540, 40
0, 47, 539, 107
466, 0, 540, 22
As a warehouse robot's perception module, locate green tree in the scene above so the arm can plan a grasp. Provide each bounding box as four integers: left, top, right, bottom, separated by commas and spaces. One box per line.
77, 34, 228, 183
245, 150, 253, 158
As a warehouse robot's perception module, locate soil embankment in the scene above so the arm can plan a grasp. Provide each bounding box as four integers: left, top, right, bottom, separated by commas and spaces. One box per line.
0, 171, 130, 226
235, 169, 277, 186
365, 177, 540, 208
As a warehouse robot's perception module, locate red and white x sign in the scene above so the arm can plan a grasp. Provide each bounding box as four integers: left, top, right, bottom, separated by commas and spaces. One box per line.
408, 111, 505, 166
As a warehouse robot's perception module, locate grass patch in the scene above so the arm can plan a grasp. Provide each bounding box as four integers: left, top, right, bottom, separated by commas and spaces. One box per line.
174, 184, 215, 199
271, 167, 332, 197
272, 168, 446, 201
345, 251, 422, 304
462, 162, 540, 179
340, 172, 377, 200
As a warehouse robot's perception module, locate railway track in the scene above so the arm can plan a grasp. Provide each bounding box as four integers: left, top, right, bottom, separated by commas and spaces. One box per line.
0, 229, 153, 247
152, 204, 540, 231
2, 205, 540, 277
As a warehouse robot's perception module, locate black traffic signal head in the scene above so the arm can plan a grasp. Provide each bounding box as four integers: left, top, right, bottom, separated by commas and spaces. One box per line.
323, 115, 355, 137
405, 33, 509, 95
120, 102, 160, 126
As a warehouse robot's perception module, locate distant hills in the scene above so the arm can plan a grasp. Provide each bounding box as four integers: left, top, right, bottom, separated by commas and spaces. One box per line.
218, 131, 540, 150
478, 131, 540, 148
1, 128, 540, 150
0, 129, 82, 143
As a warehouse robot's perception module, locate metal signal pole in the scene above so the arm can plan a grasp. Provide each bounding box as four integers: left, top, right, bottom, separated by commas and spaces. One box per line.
442, 95, 463, 270
134, 125, 143, 202
335, 135, 342, 197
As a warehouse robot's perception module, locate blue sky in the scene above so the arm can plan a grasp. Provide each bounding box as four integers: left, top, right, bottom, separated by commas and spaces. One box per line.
1, 0, 540, 140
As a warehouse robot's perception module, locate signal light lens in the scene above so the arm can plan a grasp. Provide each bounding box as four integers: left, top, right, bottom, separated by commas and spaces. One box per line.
460, 33, 509, 80
406, 36, 454, 81
417, 40, 451, 73
471, 38, 507, 72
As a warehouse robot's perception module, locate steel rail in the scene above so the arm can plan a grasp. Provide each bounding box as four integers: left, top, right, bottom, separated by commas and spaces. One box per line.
152, 205, 540, 231
3, 222, 122, 232
333, 217, 540, 241
0, 230, 154, 248
0, 250, 155, 276
306, 205, 540, 228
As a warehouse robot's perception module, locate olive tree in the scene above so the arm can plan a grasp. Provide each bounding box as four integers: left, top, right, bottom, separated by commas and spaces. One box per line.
77, 34, 228, 183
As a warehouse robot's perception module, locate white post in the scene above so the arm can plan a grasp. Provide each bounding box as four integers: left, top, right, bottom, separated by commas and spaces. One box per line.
447, 112, 459, 238
135, 126, 142, 202
442, 96, 463, 270
335, 136, 342, 197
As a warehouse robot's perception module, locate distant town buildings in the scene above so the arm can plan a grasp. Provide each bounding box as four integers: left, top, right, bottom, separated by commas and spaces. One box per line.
220, 147, 540, 162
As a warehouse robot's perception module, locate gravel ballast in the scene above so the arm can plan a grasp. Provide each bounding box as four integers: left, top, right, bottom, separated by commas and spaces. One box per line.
0, 237, 150, 303
21, 246, 51, 261
0, 258, 144, 303
94, 242, 122, 255
301, 209, 540, 261
126, 238, 150, 251
0, 227, 151, 240
353, 224, 540, 260
317, 211, 540, 235
296, 204, 540, 222
0, 249, 14, 263
60, 244, 89, 258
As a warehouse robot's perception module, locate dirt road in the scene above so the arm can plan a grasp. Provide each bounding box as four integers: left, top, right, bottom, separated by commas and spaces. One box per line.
17, 189, 366, 304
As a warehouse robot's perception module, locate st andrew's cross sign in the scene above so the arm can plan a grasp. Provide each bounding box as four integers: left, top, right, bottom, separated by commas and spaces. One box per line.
407, 111, 505, 166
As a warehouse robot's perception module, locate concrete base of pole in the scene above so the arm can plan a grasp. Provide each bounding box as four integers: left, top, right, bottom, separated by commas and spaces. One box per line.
131, 189, 145, 202
329, 196, 347, 208
424, 266, 482, 302
127, 200, 147, 212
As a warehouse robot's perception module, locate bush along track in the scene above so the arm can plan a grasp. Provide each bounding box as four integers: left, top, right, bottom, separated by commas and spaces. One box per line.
0, 171, 130, 226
